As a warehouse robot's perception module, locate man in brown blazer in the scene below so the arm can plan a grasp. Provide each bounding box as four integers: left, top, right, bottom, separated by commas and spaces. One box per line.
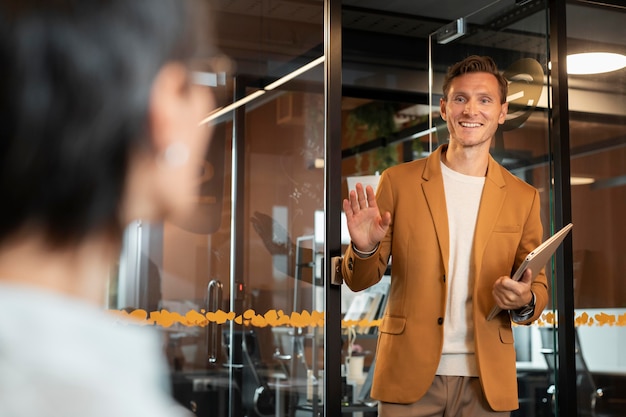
341, 56, 548, 417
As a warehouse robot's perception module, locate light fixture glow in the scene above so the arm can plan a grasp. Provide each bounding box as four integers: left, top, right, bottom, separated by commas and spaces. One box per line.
570, 176, 595, 186
567, 52, 626, 75
199, 90, 265, 125
550, 176, 596, 186
313, 158, 324, 169
408, 127, 437, 140
264, 56, 325, 91
199, 56, 324, 125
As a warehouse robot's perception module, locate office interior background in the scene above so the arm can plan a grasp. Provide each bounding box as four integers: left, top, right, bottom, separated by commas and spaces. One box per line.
108, 1, 626, 416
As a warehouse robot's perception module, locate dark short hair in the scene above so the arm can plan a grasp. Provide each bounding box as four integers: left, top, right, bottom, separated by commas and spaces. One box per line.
442, 55, 508, 104
0, 0, 209, 247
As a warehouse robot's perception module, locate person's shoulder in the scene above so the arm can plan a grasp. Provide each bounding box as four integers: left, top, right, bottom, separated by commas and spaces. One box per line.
383, 158, 427, 177
494, 163, 539, 194
378, 159, 430, 194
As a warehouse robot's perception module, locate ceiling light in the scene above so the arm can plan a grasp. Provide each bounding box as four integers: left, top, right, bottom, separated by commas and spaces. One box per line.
548, 176, 596, 186
567, 52, 626, 75
199, 56, 324, 125
199, 90, 265, 124
570, 176, 595, 186
313, 158, 324, 169
264, 56, 324, 91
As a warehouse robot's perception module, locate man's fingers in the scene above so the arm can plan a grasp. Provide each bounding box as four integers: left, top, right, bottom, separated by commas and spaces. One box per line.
519, 268, 533, 284
381, 211, 392, 228
356, 183, 370, 207
342, 198, 352, 216
492, 272, 533, 310
347, 183, 368, 211
349, 189, 362, 212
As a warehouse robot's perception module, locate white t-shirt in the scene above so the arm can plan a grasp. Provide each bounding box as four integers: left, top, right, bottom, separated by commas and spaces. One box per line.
436, 161, 485, 377
0, 284, 191, 417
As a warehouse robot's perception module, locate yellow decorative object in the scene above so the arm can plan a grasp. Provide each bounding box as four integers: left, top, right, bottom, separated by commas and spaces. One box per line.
108, 308, 626, 329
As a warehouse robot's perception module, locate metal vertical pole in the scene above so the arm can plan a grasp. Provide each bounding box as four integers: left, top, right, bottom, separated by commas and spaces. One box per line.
324, 0, 342, 416
548, 1, 576, 415
228, 76, 247, 417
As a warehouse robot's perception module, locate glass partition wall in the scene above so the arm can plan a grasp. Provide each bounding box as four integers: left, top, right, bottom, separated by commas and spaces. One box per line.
340, 1, 626, 416
104, 1, 626, 416
565, 2, 626, 417
110, 1, 333, 416
429, 4, 559, 417
340, 2, 560, 416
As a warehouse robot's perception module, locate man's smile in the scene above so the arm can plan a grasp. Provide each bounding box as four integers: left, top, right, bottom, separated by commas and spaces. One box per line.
459, 121, 483, 128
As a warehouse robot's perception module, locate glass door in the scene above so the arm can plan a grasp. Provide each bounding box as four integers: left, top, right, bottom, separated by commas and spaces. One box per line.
109, 2, 329, 416
428, 3, 557, 416
223, 62, 327, 417
564, 2, 626, 416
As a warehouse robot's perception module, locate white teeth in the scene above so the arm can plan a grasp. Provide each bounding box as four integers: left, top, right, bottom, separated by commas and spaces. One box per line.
460, 122, 481, 128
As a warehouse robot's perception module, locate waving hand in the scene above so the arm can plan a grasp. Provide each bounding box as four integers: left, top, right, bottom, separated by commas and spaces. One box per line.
342, 183, 391, 253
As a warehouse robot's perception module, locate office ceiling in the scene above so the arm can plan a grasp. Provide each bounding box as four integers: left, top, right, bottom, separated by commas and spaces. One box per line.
210, 0, 625, 185
213, 0, 547, 60
212, 0, 625, 77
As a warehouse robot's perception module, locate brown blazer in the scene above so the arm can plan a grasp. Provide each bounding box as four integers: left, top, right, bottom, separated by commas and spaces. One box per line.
342, 144, 548, 411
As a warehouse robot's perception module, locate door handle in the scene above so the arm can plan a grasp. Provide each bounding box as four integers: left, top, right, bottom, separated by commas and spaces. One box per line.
206, 279, 223, 363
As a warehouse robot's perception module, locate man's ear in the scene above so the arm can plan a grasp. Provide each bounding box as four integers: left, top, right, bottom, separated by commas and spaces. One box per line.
440, 97, 447, 121
498, 102, 509, 125
147, 62, 189, 153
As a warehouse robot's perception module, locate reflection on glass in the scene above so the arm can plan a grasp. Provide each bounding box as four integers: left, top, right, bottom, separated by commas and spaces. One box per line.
109, 1, 327, 416
567, 3, 626, 416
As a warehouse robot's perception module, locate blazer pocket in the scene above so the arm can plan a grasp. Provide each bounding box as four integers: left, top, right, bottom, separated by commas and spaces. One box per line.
380, 315, 406, 335
493, 224, 521, 233
499, 326, 514, 344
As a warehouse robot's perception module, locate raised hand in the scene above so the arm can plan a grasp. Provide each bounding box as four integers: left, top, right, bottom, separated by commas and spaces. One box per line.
342, 182, 391, 253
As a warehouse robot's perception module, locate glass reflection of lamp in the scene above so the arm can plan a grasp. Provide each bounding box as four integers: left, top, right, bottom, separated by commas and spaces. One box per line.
567, 52, 626, 75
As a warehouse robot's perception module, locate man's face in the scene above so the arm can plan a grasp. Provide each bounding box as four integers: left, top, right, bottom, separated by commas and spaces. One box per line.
440, 72, 508, 149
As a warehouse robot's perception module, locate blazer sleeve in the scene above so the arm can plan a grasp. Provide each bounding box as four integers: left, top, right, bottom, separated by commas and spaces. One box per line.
516, 187, 549, 324
341, 170, 394, 292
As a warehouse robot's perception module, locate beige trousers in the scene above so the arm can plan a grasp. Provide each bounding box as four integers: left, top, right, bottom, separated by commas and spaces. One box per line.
378, 376, 511, 417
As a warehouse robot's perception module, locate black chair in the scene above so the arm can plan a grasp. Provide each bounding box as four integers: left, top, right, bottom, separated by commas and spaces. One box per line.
539, 327, 609, 417
223, 329, 288, 417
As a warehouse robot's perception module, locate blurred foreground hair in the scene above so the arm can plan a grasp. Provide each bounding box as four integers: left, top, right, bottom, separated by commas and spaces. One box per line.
0, 0, 210, 247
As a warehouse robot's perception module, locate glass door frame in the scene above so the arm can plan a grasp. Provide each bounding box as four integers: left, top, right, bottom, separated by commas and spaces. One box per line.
323, 0, 344, 416
222, 1, 581, 415
548, 0, 577, 415
423, 1, 578, 415
223, 1, 344, 415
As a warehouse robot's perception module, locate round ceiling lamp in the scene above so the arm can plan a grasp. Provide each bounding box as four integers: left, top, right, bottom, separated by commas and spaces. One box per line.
567, 52, 626, 75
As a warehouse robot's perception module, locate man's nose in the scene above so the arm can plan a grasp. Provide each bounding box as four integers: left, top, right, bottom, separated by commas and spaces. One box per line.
463, 100, 477, 114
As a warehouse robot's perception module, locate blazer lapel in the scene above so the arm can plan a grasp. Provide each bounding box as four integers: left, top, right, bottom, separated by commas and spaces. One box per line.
421, 146, 449, 274
473, 155, 507, 280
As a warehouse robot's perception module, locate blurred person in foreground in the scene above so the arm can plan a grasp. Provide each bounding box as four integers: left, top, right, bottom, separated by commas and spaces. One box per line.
0, 1, 216, 416
341, 56, 548, 416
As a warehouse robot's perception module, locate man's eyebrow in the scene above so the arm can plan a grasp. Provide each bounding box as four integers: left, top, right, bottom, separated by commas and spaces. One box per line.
452, 90, 497, 98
